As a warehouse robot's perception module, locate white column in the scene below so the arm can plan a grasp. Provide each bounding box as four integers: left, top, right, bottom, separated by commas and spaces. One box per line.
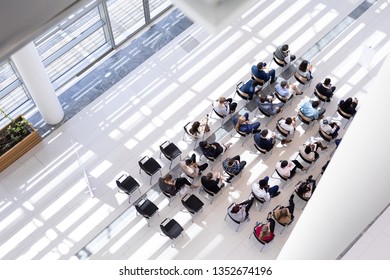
277, 54, 390, 259
11, 42, 64, 125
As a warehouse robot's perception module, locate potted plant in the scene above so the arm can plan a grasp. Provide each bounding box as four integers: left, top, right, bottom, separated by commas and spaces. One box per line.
0, 108, 42, 172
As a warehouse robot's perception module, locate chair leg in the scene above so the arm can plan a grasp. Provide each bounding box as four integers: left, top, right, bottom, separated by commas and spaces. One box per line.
169, 160, 173, 170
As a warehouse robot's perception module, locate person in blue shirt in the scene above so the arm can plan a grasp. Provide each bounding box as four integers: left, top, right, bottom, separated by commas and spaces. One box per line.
239, 79, 261, 100
222, 155, 246, 183
251, 62, 276, 83
232, 112, 261, 134
300, 100, 326, 120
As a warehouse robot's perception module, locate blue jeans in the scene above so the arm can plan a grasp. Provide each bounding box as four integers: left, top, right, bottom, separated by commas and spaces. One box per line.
269, 185, 279, 196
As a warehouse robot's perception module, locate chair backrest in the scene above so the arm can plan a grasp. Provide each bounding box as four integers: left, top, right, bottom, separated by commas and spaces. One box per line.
314, 88, 328, 102
235, 128, 247, 137
298, 110, 312, 125
276, 119, 289, 137
254, 142, 268, 154
251, 75, 265, 85
116, 174, 139, 194
258, 105, 271, 118
135, 198, 158, 218
274, 90, 287, 103
319, 127, 332, 142
160, 218, 183, 239
273, 52, 286, 67
252, 191, 266, 204
275, 168, 289, 181
337, 106, 353, 119
159, 140, 170, 156
236, 82, 250, 100
294, 71, 308, 84
202, 184, 218, 196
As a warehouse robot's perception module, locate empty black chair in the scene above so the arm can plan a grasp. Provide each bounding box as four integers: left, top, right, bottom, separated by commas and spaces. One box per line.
160, 218, 184, 247
159, 140, 182, 169
116, 174, 141, 203
138, 156, 162, 184
181, 194, 204, 222
135, 198, 159, 226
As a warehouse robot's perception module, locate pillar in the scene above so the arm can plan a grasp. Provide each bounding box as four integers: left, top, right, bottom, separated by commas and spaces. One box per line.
11, 42, 64, 125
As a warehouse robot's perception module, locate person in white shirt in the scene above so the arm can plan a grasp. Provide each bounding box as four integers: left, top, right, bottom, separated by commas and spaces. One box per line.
212, 97, 237, 117
320, 117, 340, 139
227, 197, 254, 222
251, 176, 280, 201
276, 116, 296, 143
275, 160, 306, 179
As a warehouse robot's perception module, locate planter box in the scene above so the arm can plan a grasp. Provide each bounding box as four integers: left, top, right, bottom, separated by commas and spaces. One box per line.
0, 115, 42, 172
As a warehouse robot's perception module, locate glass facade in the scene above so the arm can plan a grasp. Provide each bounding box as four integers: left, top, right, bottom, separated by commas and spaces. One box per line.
0, 0, 172, 121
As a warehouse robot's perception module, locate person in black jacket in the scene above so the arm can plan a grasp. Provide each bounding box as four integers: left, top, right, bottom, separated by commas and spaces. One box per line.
199, 141, 231, 160
315, 78, 336, 101
201, 172, 225, 194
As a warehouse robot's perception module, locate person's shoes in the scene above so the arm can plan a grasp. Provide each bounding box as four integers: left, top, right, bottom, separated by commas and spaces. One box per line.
190, 184, 199, 189
223, 142, 232, 149
302, 167, 309, 172
220, 183, 226, 189
321, 146, 328, 150
290, 194, 295, 201
271, 191, 281, 197
226, 178, 231, 183
267, 212, 272, 219
281, 139, 292, 145
295, 91, 303, 95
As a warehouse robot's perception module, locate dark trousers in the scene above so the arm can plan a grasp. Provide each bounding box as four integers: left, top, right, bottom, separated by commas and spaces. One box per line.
227, 155, 247, 181
291, 159, 305, 177
175, 177, 192, 189
190, 154, 208, 172
239, 198, 254, 218
287, 197, 295, 218
226, 98, 237, 113
267, 218, 276, 233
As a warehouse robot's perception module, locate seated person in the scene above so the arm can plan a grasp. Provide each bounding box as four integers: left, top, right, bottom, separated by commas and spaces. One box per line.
295, 60, 313, 81
298, 141, 327, 162
254, 129, 279, 151
295, 175, 316, 200
275, 79, 301, 99
186, 121, 204, 140
179, 153, 208, 179
315, 78, 336, 100
300, 100, 326, 120
339, 97, 358, 115
255, 95, 284, 116
320, 117, 341, 139
277, 116, 296, 144
252, 175, 280, 202
273, 194, 295, 225
222, 155, 246, 183
255, 212, 275, 243
199, 140, 231, 160
201, 172, 225, 194
212, 97, 237, 117
274, 44, 296, 65
239, 79, 262, 100
159, 173, 197, 195
251, 62, 276, 83
232, 112, 261, 134
275, 159, 307, 179
228, 197, 254, 222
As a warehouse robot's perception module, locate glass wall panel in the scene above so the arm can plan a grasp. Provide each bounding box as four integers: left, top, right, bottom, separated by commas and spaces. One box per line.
149, 0, 172, 19
107, 0, 146, 45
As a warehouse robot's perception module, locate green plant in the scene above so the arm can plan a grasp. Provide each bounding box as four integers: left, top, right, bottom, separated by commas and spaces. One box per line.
0, 107, 32, 156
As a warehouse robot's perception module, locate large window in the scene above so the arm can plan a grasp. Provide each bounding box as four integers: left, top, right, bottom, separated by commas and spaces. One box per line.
0, 62, 33, 126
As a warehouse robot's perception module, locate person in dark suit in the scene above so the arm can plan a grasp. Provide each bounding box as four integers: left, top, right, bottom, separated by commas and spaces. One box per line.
201, 172, 225, 194
339, 97, 358, 115
254, 129, 275, 151
315, 78, 336, 101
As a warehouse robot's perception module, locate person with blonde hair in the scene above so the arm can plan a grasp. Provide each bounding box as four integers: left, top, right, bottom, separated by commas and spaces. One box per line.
273, 194, 295, 225
232, 112, 261, 134
255, 212, 275, 242
212, 96, 237, 117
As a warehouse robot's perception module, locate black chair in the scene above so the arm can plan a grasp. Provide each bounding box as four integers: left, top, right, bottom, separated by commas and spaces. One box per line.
234, 81, 251, 101
159, 140, 182, 169
271, 167, 289, 189
337, 106, 354, 129
272, 205, 294, 234
318, 126, 333, 143
158, 177, 179, 206
199, 183, 223, 204
297, 109, 314, 132
224, 202, 250, 232
313, 88, 331, 107
249, 223, 270, 252
138, 156, 162, 185
116, 174, 141, 203
160, 218, 184, 247
252, 142, 273, 161
135, 198, 159, 226
181, 193, 204, 222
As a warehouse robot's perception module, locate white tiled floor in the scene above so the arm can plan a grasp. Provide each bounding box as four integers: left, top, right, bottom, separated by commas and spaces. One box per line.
1, 0, 390, 260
